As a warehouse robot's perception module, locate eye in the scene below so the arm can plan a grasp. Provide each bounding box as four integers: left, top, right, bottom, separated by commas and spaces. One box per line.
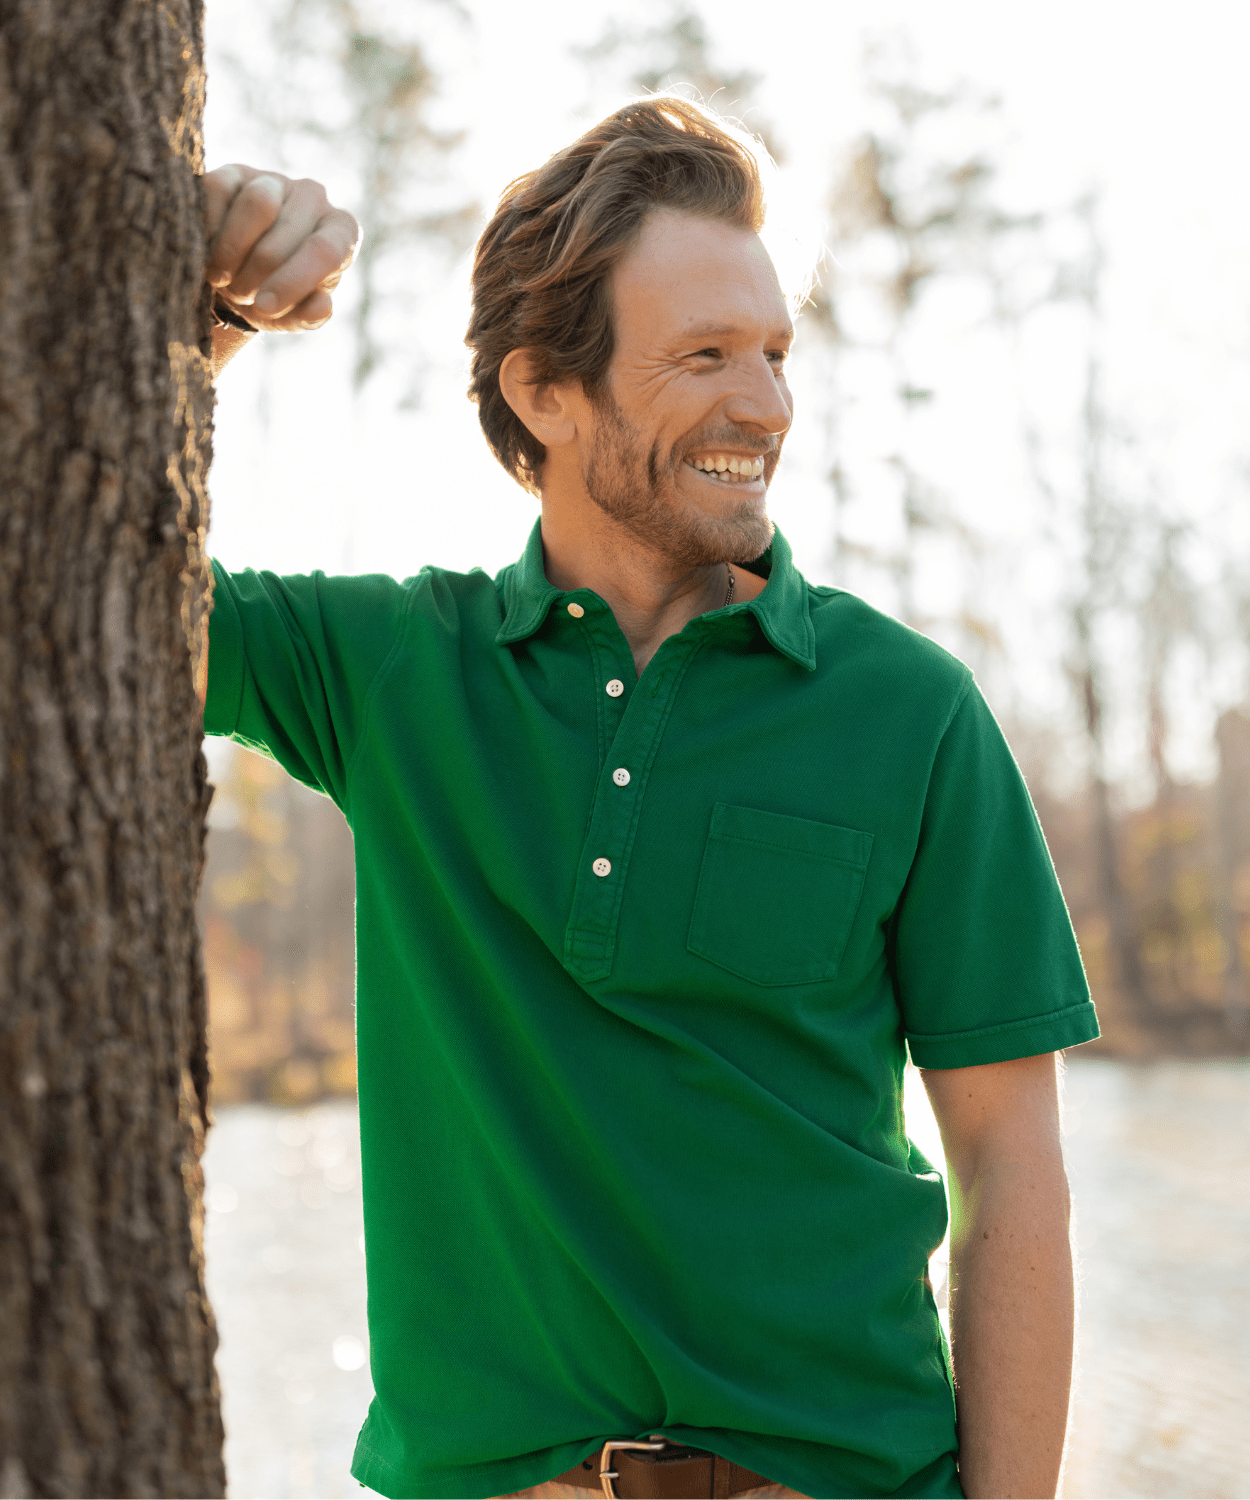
692, 347, 721, 359
767, 349, 788, 365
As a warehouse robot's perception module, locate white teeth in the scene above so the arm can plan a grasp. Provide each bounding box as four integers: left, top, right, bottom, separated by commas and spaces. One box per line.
688, 455, 767, 481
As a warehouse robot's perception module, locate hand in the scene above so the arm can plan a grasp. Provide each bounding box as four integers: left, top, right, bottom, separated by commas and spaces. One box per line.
203, 164, 361, 332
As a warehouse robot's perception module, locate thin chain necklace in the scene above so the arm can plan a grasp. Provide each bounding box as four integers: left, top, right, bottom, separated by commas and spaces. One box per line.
723, 563, 735, 608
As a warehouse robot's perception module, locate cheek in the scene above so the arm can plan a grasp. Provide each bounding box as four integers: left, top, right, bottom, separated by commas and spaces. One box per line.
622, 367, 704, 430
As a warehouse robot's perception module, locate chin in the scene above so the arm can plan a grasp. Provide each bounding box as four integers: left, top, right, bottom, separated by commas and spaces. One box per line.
690, 492, 774, 564
651, 502, 773, 571
715, 511, 774, 564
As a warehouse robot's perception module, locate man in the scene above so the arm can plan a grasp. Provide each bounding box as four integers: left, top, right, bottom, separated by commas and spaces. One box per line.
200, 99, 1097, 1500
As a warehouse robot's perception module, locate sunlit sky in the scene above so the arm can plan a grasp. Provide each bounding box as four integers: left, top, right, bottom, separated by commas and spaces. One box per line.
202, 0, 1250, 788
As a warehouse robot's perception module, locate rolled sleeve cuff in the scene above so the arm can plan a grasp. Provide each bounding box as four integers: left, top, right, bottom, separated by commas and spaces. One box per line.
906, 998, 1100, 1069
204, 558, 245, 737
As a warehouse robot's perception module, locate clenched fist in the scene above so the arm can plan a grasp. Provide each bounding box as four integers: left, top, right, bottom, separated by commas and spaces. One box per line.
204, 164, 360, 334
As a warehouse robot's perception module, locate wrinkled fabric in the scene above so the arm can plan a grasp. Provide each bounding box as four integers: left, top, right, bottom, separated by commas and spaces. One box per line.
204, 521, 1095, 1499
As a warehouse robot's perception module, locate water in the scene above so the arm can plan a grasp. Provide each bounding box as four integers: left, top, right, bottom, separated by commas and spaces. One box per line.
202, 1060, 1250, 1499
203, 1102, 371, 1500
1058, 1061, 1250, 1500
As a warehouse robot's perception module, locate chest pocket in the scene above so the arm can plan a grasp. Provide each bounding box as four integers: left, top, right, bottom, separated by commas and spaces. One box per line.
687, 803, 873, 987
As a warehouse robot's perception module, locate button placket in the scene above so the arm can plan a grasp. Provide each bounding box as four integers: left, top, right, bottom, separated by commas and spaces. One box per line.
581, 616, 630, 772
563, 635, 705, 982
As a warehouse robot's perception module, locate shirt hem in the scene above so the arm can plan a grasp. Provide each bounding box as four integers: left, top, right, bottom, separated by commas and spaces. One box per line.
906, 997, 1099, 1069
349, 1430, 961, 1500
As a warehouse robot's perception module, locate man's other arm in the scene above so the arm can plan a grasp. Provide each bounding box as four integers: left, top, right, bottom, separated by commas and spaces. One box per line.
922, 1051, 1073, 1500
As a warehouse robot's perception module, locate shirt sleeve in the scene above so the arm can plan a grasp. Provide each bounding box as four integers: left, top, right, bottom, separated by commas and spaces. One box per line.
894, 680, 1099, 1068
204, 558, 411, 810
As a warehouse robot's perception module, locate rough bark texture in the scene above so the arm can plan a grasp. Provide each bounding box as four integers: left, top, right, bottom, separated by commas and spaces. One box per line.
0, 1, 223, 1495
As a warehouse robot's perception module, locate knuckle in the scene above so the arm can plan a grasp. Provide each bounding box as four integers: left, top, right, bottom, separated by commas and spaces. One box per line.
308, 227, 345, 262
330, 220, 362, 264
296, 176, 331, 206
209, 237, 242, 269
251, 242, 285, 274
242, 175, 284, 208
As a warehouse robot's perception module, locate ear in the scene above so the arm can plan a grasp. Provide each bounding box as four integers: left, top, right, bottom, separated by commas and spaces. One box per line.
499, 348, 580, 449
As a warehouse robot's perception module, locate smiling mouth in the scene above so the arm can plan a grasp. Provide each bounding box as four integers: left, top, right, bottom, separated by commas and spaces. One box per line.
685, 454, 766, 484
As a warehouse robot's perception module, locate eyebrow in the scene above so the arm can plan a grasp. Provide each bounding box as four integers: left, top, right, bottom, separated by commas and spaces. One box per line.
681, 322, 795, 343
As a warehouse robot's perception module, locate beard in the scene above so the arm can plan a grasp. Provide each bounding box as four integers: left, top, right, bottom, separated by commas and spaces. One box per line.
580, 387, 777, 571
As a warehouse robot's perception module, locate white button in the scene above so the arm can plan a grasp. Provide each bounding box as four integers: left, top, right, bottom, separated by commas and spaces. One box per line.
567, 602, 584, 618
592, 857, 612, 877
612, 768, 630, 786
605, 679, 624, 697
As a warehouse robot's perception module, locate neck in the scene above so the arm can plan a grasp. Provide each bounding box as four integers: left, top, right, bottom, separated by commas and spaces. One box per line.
538, 500, 762, 677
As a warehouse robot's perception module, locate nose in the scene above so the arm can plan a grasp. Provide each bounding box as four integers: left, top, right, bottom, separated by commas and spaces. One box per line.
723, 351, 794, 440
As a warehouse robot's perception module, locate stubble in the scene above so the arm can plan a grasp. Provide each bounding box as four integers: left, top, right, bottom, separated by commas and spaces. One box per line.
581, 388, 776, 570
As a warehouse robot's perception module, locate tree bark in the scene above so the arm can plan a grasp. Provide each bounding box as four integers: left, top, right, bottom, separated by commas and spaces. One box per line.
0, 1, 224, 1495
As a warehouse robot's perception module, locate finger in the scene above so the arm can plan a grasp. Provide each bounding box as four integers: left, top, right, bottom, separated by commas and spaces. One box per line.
202, 163, 246, 242
250, 211, 360, 321
206, 173, 286, 290
223, 177, 333, 303
266, 286, 334, 333
232, 182, 358, 310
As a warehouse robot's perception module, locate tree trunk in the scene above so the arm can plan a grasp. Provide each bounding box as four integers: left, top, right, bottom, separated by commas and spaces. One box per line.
1215, 709, 1250, 1040
1075, 651, 1154, 1024
0, 1, 224, 1495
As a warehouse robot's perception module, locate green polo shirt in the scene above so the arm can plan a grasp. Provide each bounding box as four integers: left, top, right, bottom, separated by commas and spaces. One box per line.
204, 521, 1096, 1500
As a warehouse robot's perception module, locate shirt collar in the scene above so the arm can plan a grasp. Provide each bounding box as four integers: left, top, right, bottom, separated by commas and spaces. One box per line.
496, 517, 816, 671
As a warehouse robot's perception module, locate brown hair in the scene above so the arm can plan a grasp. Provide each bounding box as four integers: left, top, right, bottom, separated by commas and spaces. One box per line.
465, 96, 767, 493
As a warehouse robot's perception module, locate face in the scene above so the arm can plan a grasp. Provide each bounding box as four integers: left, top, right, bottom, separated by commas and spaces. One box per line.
579, 208, 794, 568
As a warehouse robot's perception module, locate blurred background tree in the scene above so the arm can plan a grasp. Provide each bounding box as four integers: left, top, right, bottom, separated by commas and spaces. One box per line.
202, 754, 355, 1106
811, 37, 1032, 665
575, 5, 782, 161
214, 0, 478, 401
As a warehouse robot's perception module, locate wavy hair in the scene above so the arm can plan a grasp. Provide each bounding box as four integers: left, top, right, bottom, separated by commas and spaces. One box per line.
465, 97, 767, 494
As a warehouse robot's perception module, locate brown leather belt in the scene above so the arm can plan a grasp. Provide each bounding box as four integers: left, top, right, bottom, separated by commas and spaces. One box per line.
551, 1435, 773, 1498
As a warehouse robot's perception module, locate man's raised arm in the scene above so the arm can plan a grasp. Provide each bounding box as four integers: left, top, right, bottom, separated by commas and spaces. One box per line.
194, 165, 359, 706
202, 164, 360, 378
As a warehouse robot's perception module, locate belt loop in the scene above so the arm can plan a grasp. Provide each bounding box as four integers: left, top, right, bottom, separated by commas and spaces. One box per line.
711, 1452, 730, 1499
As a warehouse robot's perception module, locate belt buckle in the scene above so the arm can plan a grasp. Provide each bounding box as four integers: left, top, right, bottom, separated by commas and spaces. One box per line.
597, 1435, 668, 1499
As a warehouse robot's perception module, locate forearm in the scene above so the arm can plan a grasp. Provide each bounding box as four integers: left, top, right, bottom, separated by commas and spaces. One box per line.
947, 1153, 1073, 1498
